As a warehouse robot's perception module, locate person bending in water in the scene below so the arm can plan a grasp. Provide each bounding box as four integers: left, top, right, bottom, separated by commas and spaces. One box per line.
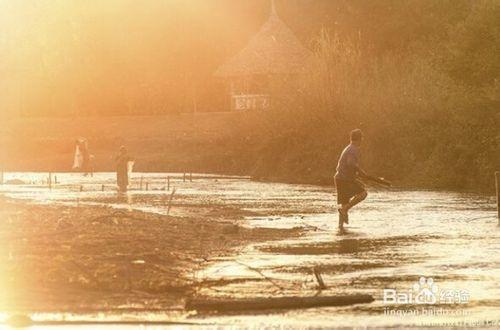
115, 146, 134, 192
334, 129, 369, 227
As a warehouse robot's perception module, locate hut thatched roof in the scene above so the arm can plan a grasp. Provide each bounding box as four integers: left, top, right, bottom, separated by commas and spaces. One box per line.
214, 5, 312, 78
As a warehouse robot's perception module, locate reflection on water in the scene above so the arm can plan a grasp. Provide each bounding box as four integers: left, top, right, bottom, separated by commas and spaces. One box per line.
0, 172, 499, 327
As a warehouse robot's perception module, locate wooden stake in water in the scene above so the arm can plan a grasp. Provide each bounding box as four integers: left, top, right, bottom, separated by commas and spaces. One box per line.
140, 176, 144, 190
146, 182, 149, 191
183, 173, 186, 182
496, 171, 499, 223
313, 267, 327, 290
166, 177, 170, 191
0, 171, 4, 185
48, 172, 52, 190
190, 173, 193, 182
101, 184, 105, 192
167, 188, 176, 216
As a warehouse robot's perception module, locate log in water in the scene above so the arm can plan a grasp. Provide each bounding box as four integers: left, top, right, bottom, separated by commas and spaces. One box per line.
186, 294, 374, 312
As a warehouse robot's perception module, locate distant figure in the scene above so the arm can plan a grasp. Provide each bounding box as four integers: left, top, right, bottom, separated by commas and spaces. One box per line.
115, 146, 134, 192
73, 138, 93, 176
334, 129, 390, 229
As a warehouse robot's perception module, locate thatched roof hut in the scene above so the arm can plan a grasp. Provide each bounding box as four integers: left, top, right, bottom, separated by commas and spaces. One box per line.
215, 1, 312, 111
215, 2, 312, 78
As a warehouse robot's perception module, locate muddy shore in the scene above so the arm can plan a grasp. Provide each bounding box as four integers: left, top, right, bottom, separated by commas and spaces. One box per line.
0, 197, 301, 312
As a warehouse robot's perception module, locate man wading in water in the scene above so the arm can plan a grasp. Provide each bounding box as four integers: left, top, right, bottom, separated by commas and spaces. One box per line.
116, 146, 134, 193
334, 129, 390, 229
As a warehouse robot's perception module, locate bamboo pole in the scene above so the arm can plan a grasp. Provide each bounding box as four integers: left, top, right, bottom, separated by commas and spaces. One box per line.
495, 171, 499, 223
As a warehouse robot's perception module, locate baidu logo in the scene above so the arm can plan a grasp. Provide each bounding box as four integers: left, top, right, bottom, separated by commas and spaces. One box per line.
383, 277, 469, 305
413, 276, 439, 304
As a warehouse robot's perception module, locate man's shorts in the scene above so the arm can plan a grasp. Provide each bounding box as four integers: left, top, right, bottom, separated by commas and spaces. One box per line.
335, 178, 365, 205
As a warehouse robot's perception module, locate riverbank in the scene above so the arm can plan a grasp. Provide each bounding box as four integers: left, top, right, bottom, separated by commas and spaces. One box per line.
1, 113, 497, 194
0, 197, 300, 312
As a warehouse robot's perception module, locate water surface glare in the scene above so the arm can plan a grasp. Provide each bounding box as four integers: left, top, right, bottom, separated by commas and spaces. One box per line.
1, 172, 498, 327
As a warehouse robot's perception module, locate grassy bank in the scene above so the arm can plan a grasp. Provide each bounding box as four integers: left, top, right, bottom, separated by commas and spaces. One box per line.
1, 107, 498, 193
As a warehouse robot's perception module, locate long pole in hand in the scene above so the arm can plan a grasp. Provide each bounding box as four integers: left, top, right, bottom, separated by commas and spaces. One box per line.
365, 175, 392, 187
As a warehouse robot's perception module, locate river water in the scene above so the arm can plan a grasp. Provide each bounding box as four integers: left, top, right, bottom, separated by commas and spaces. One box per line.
0, 172, 499, 328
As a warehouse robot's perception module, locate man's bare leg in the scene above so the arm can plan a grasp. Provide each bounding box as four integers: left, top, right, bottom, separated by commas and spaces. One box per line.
339, 191, 368, 224
345, 191, 368, 211
338, 209, 344, 230
338, 203, 349, 224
